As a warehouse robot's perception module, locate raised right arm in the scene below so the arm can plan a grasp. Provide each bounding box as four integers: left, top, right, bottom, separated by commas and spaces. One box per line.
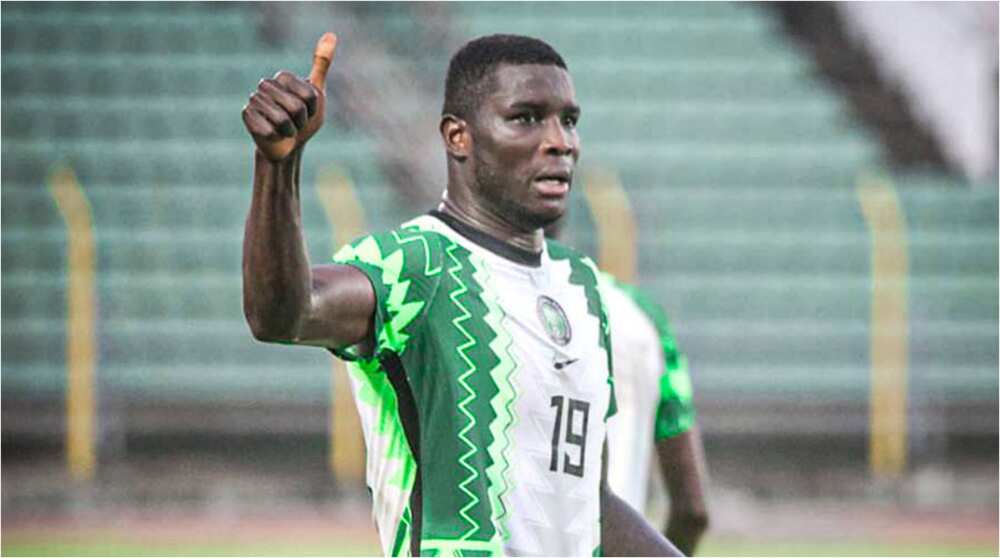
241, 33, 376, 350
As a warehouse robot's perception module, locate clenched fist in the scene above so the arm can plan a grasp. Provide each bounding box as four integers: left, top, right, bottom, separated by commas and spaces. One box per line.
242, 33, 338, 161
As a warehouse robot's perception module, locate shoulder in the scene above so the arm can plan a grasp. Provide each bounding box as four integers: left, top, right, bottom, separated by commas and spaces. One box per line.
333, 215, 450, 274
603, 275, 669, 329
596, 270, 624, 298
546, 237, 592, 264
546, 238, 603, 283
603, 276, 682, 360
595, 272, 636, 322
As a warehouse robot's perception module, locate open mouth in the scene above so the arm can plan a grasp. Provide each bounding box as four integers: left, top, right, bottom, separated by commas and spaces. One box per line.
533, 172, 571, 197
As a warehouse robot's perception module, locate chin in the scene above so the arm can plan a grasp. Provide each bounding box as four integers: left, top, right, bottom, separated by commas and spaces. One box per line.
494, 194, 566, 232
522, 203, 566, 231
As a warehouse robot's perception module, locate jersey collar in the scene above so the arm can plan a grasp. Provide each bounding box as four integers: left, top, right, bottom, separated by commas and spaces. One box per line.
429, 210, 543, 268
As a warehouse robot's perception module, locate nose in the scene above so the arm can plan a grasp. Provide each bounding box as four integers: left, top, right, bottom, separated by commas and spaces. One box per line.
541, 118, 577, 159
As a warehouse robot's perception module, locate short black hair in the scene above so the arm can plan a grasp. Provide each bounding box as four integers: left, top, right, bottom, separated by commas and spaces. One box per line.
443, 34, 568, 119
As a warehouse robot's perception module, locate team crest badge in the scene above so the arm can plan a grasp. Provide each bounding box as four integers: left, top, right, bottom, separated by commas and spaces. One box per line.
537, 295, 571, 346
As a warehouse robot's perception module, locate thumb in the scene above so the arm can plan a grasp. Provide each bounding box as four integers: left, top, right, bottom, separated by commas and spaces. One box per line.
308, 32, 338, 91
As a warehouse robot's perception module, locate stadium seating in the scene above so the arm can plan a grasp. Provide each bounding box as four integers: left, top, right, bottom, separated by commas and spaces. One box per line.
2, 2, 995, 438
1, 2, 398, 406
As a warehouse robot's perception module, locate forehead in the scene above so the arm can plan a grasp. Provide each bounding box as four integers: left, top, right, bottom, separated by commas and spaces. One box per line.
484, 63, 577, 108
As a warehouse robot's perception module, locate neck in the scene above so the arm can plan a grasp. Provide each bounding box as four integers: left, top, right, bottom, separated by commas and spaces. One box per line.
437, 193, 543, 254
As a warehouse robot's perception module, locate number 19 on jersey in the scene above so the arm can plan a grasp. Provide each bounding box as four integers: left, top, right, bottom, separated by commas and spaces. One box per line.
550, 396, 590, 477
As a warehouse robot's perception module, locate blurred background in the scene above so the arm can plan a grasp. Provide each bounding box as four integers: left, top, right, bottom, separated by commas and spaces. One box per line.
2, 1, 997, 555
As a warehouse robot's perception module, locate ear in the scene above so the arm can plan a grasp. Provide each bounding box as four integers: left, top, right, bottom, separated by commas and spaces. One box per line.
440, 114, 470, 161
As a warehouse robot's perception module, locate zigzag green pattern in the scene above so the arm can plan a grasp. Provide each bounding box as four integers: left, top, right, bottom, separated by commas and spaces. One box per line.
470, 257, 517, 541
444, 241, 483, 538
334, 233, 425, 355
380, 250, 424, 353
394, 221, 443, 276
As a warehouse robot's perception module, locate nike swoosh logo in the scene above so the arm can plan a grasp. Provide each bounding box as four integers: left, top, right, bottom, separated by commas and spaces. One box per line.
554, 358, 579, 370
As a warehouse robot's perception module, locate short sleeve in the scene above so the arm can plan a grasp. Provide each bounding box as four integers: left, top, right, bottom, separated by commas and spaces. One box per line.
330, 226, 443, 363
646, 302, 695, 439
653, 347, 695, 439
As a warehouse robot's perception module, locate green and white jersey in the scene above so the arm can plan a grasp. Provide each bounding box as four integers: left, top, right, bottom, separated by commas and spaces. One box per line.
334, 212, 616, 557
599, 274, 694, 513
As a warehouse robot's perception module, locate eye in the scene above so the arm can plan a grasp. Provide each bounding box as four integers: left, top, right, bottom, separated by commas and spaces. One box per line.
513, 112, 540, 125
562, 114, 579, 129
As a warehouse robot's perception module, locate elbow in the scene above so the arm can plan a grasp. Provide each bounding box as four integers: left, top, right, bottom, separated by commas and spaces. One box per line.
244, 304, 299, 344
246, 314, 285, 343
242, 285, 307, 343
247, 321, 284, 343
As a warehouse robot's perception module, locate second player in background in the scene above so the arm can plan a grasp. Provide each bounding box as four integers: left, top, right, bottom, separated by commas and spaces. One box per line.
600, 273, 710, 555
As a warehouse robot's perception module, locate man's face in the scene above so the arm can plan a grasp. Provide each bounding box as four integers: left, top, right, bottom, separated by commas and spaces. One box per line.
467, 63, 581, 232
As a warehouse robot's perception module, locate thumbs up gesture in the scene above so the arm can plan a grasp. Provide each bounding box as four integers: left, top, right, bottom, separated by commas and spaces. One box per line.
242, 33, 338, 161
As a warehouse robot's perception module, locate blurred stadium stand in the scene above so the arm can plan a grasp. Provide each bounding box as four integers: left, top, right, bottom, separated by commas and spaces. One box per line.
2, 1, 996, 508
2, 3, 404, 427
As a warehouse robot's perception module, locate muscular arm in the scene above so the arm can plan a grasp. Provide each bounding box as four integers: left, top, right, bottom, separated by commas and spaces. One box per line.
242, 149, 375, 348
241, 33, 376, 350
657, 427, 710, 556
601, 442, 684, 557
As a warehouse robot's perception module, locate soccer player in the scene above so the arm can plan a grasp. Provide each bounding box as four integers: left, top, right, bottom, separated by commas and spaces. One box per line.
599, 274, 710, 555
240, 32, 683, 557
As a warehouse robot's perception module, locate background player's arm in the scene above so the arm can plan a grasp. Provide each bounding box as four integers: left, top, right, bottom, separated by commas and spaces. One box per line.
600, 441, 685, 557
657, 426, 710, 555
241, 33, 376, 350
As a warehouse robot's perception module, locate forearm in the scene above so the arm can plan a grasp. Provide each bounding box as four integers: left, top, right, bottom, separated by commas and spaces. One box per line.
657, 428, 710, 556
242, 147, 313, 341
601, 483, 684, 557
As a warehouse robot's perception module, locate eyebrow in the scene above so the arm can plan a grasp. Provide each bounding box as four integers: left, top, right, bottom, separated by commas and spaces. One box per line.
509, 101, 581, 116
